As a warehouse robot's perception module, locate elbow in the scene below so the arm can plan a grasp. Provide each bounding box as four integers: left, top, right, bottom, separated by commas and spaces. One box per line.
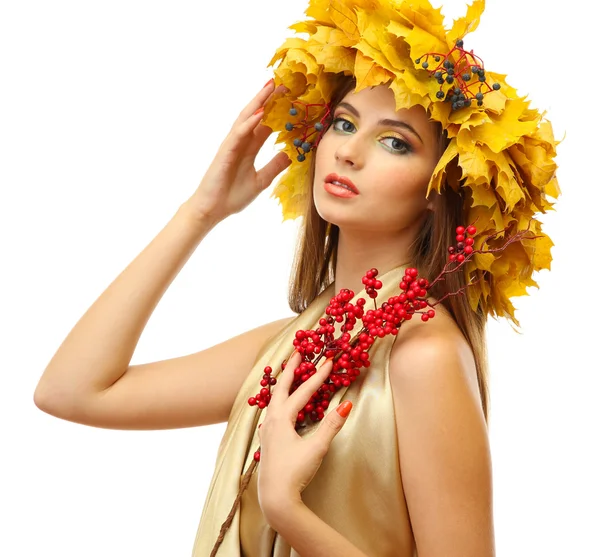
33, 379, 75, 419
33, 382, 59, 416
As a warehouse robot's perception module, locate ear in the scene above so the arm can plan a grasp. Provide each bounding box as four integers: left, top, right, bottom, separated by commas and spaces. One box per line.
426, 189, 440, 211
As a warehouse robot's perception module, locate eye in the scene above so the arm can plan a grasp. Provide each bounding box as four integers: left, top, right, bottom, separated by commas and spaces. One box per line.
380, 136, 412, 155
331, 116, 413, 155
332, 116, 355, 133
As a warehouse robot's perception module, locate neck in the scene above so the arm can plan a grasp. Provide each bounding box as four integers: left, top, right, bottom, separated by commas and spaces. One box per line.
332, 224, 420, 297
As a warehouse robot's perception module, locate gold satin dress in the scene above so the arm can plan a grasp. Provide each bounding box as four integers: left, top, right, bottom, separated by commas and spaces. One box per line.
192, 263, 416, 556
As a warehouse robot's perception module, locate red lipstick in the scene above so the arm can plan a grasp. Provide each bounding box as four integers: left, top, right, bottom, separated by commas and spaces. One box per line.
324, 173, 360, 195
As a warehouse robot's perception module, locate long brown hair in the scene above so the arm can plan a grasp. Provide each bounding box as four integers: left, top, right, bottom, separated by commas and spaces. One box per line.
287, 75, 490, 422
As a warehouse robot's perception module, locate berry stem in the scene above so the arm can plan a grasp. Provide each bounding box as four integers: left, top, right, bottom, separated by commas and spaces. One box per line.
210, 457, 259, 557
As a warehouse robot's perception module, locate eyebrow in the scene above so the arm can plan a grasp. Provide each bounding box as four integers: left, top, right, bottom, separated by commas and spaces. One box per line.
335, 101, 424, 145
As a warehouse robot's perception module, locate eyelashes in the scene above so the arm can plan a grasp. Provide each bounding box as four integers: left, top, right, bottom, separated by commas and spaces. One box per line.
330, 116, 413, 155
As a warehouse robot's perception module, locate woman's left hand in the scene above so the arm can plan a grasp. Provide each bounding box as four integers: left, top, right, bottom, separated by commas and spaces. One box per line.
256, 351, 353, 518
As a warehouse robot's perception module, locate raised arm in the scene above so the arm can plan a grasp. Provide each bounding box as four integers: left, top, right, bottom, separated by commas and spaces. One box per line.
34, 80, 292, 430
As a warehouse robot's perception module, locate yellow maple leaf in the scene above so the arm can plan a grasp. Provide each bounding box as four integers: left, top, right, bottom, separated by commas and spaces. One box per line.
305, 0, 335, 26
467, 98, 539, 153
289, 21, 319, 36
447, 0, 485, 47
386, 19, 412, 41
353, 50, 394, 90
355, 38, 396, 73
459, 146, 491, 185
379, 29, 412, 71
388, 74, 429, 111
405, 25, 447, 63
428, 138, 458, 196
396, 0, 446, 42
329, 0, 361, 41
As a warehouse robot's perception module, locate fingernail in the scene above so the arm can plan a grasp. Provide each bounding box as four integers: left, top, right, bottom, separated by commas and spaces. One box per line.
336, 401, 353, 418
253, 106, 264, 116
263, 78, 274, 88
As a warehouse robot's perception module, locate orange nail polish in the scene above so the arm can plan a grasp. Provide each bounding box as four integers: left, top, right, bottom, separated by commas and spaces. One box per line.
253, 106, 264, 116
263, 78, 274, 88
336, 401, 353, 418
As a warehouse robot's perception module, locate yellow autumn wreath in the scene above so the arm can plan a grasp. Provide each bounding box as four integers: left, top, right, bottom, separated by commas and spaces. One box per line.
261, 0, 561, 324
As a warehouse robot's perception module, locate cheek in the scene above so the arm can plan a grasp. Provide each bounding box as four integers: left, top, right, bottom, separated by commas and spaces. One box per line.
377, 161, 431, 202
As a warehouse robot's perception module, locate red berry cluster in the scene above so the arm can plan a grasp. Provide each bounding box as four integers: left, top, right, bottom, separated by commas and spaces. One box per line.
247, 267, 439, 435
247, 366, 275, 410
448, 225, 477, 263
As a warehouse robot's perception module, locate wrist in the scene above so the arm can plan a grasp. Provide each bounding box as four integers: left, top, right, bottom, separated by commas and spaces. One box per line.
262, 493, 305, 530
176, 200, 220, 234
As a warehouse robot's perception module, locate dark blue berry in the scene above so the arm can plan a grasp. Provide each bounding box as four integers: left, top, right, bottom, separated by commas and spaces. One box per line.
289, 108, 298, 116
297, 154, 306, 162
436, 90, 445, 99
476, 92, 484, 101
463, 73, 471, 81
434, 56, 440, 61
446, 76, 454, 84
492, 83, 501, 90
456, 39, 464, 48
422, 62, 429, 69
301, 141, 312, 152
315, 122, 324, 131
285, 122, 294, 131
293, 138, 302, 147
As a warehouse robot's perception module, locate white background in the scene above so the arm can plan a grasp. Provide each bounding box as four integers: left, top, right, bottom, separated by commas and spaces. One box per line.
1, 1, 597, 556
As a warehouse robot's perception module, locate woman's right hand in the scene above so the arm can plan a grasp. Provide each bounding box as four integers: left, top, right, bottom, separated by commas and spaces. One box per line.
183, 80, 291, 226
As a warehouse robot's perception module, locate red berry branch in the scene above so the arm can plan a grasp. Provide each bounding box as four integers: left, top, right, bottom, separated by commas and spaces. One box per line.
210, 222, 541, 555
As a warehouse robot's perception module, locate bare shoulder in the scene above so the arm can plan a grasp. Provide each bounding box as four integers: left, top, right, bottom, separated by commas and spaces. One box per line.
389, 299, 481, 407
387, 301, 494, 556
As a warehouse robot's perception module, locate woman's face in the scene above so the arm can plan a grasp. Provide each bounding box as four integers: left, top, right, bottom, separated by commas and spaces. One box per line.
313, 85, 442, 234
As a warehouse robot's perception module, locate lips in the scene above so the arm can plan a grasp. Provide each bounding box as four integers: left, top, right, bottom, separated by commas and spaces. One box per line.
324, 173, 360, 194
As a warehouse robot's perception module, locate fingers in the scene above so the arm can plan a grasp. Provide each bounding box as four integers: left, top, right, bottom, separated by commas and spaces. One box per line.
228, 108, 270, 150
286, 358, 334, 416
226, 84, 287, 153
270, 351, 302, 408
236, 82, 288, 126
256, 152, 292, 191
313, 401, 352, 451
236, 80, 275, 124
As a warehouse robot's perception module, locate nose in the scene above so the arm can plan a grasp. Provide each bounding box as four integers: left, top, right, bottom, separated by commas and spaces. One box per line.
334, 134, 364, 168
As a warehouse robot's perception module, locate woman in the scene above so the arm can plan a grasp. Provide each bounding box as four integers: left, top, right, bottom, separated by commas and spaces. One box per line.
33, 1, 558, 555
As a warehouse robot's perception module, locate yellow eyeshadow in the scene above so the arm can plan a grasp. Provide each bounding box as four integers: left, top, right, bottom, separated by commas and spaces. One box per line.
335, 114, 407, 141
377, 131, 405, 141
